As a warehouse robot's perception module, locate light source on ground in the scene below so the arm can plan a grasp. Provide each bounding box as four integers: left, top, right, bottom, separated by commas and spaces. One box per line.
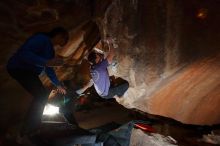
43, 104, 59, 116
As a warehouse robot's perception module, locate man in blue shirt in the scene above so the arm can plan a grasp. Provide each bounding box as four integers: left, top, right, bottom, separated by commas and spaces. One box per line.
7, 27, 69, 136
76, 40, 129, 99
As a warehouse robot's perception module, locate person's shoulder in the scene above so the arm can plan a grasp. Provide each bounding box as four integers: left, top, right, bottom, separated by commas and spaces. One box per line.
30, 33, 50, 42
101, 59, 109, 65
34, 33, 50, 39
102, 59, 108, 63
96, 59, 108, 68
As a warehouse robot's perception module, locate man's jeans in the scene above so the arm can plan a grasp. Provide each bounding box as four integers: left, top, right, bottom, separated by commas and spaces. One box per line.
49, 80, 79, 126
59, 89, 78, 125
102, 81, 129, 99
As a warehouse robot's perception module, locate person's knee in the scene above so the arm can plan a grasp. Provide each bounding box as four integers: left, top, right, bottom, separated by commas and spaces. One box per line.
122, 81, 129, 92
124, 81, 129, 89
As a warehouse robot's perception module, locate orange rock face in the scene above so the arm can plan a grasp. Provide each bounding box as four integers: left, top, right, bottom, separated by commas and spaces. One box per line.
148, 55, 220, 125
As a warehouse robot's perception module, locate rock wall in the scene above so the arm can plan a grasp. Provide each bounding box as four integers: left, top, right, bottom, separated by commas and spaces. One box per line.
94, 0, 220, 125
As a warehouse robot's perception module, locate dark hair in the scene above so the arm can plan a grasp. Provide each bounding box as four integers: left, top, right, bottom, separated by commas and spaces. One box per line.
88, 51, 97, 65
47, 27, 69, 42
48, 27, 68, 37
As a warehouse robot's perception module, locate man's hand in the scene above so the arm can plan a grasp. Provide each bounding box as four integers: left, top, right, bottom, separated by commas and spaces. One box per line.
46, 58, 64, 67
56, 85, 67, 95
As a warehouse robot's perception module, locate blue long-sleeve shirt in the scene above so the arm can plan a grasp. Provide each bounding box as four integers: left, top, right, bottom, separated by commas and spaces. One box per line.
7, 33, 60, 86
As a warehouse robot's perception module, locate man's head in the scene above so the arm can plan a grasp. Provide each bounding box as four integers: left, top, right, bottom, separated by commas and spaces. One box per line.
48, 27, 69, 47
88, 51, 103, 65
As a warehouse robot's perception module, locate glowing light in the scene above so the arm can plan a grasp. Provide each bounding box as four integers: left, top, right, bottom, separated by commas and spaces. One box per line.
43, 104, 59, 116
196, 8, 208, 19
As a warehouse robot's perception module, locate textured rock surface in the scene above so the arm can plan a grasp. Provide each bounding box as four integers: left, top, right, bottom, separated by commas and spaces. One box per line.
130, 129, 177, 146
